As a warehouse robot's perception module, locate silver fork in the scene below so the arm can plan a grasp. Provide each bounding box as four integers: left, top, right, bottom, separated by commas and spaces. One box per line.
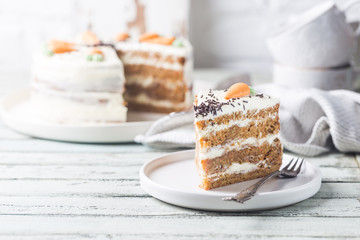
222, 158, 304, 203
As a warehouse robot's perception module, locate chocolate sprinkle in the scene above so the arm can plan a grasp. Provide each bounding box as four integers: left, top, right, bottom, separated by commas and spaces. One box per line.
91, 42, 116, 49
194, 90, 265, 117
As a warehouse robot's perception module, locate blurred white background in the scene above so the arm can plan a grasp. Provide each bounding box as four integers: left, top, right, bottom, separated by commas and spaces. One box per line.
1, 0, 359, 74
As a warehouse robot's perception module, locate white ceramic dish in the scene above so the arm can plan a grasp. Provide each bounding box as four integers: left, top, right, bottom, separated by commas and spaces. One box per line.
0, 88, 166, 143
267, 1, 360, 68
140, 150, 322, 212
273, 63, 358, 90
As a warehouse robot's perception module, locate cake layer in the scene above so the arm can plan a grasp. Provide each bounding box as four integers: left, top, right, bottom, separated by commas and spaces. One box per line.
197, 140, 282, 190
198, 117, 280, 148
197, 114, 278, 137
125, 75, 186, 90
195, 104, 280, 130
200, 162, 281, 190
124, 65, 184, 82
194, 90, 279, 121
198, 134, 279, 160
197, 139, 282, 176
31, 88, 127, 123
125, 83, 187, 102
125, 91, 192, 113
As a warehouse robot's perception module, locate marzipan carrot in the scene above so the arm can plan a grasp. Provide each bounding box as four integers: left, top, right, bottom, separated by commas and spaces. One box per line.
90, 47, 103, 56
139, 33, 159, 42
81, 31, 100, 45
224, 83, 251, 99
144, 36, 175, 45
115, 33, 130, 41
48, 40, 75, 54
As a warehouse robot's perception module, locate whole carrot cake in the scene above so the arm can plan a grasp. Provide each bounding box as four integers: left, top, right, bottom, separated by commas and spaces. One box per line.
31, 31, 193, 124
193, 83, 282, 190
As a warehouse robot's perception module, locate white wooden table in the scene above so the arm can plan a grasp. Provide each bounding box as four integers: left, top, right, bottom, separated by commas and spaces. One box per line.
0, 70, 359, 239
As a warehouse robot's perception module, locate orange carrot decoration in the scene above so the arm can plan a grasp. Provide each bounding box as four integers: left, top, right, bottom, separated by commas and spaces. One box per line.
144, 36, 175, 45
80, 30, 100, 45
90, 47, 104, 56
139, 33, 159, 42
224, 83, 251, 99
48, 40, 76, 54
115, 33, 130, 42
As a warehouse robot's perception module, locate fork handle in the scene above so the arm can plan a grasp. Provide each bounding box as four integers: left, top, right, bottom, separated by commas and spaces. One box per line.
223, 170, 282, 203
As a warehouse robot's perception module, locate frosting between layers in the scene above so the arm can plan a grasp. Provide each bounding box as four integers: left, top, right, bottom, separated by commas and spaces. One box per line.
198, 134, 279, 160
120, 56, 184, 71
125, 75, 184, 89
115, 39, 192, 57
197, 114, 277, 137
125, 91, 192, 109
194, 89, 279, 121
202, 160, 267, 179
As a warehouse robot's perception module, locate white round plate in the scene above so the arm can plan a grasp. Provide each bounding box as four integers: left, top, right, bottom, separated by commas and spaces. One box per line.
0, 88, 166, 143
140, 150, 322, 212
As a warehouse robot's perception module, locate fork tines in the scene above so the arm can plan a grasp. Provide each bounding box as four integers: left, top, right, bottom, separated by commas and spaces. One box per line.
283, 157, 304, 173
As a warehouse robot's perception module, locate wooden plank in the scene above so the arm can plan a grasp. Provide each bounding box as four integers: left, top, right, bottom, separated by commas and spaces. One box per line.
287, 152, 358, 168
0, 152, 168, 166
0, 196, 358, 218
0, 165, 142, 180
0, 180, 357, 199
0, 139, 170, 153
0, 164, 355, 182
0, 235, 355, 240
0, 179, 146, 197
314, 182, 360, 199
355, 155, 360, 169
0, 152, 357, 182
320, 167, 360, 182
0, 215, 358, 238
0, 150, 356, 168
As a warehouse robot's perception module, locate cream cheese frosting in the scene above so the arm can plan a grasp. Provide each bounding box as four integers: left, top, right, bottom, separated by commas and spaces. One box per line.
198, 134, 279, 160
114, 38, 192, 57
194, 89, 279, 121
201, 160, 268, 179
31, 44, 127, 124
32, 46, 125, 92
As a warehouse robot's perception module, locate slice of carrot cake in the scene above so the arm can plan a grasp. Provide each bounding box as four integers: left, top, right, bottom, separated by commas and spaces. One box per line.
194, 83, 282, 190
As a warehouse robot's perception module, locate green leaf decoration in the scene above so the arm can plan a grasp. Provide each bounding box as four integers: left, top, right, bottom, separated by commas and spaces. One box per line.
249, 86, 256, 95
172, 39, 184, 47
